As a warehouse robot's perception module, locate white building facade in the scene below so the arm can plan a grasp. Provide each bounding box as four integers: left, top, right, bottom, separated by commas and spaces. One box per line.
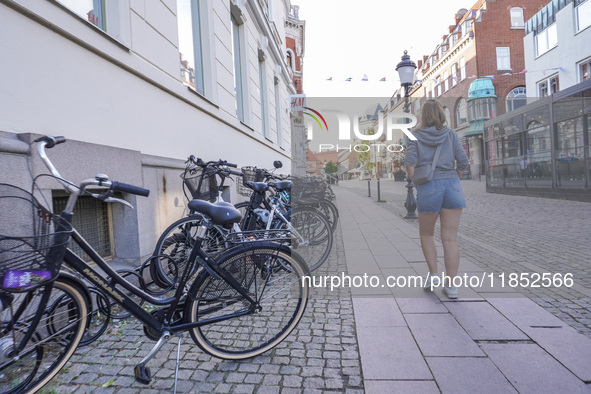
524, 0, 591, 96
0, 0, 297, 262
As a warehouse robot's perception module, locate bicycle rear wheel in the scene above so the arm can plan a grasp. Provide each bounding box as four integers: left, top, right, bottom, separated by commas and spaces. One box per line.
151, 216, 227, 288
0, 279, 88, 394
185, 245, 309, 359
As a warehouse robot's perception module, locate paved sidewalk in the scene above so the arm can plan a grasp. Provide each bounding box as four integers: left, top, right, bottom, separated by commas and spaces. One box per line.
336, 184, 591, 393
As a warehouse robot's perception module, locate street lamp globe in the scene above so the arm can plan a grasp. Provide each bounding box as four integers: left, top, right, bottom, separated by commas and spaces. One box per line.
396, 50, 417, 86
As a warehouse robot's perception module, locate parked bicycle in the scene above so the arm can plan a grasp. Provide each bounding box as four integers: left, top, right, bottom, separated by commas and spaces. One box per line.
0, 136, 310, 393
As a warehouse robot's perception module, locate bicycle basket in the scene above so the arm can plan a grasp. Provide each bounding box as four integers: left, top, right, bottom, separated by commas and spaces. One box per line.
182, 164, 218, 201
0, 184, 72, 292
237, 166, 266, 197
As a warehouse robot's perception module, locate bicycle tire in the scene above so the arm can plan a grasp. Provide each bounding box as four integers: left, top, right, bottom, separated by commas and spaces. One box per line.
151, 216, 227, 288
0, 279, 88, 394
318, 199, 339, 233
276, 207, 333, 271
185, 244, 309, 359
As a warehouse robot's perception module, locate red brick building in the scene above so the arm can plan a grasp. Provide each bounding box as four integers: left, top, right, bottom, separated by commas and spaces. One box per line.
286, 6, 305, 94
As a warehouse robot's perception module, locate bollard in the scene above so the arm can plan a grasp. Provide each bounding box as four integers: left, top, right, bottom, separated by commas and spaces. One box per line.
368, 179, 371, 197
404, 177, 418, 219
377, 177, 381, 201
478, 170, 482, 182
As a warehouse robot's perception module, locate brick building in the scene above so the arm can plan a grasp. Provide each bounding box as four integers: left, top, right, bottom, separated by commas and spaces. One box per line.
392, 0, 548, 176
286, 5, 305, 94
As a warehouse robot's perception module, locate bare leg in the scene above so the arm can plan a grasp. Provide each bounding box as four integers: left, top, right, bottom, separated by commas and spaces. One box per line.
439, 208, 462, 285
418, 212, 439, 275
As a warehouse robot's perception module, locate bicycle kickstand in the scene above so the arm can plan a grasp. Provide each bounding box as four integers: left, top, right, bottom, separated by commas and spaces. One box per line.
134, 331, 171, 384
173, 333, 184, 394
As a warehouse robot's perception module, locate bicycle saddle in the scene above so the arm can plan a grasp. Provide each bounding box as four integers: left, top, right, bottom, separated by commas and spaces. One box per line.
188, 200, 242, 225
268, 181, 291, 191
243, 181, 268, 193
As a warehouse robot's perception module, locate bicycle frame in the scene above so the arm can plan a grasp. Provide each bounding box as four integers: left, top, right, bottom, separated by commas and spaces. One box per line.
63, 226, 260, 335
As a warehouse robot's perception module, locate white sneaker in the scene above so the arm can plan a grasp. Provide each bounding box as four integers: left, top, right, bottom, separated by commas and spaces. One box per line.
443, 285, 458, 299
424, 273, 441, 289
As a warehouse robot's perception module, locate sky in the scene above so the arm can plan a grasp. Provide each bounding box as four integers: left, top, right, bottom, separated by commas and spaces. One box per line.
294, 0, 477, 98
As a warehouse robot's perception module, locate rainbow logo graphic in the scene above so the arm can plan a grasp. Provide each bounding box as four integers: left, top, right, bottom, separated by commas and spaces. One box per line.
304, 107, 329, 132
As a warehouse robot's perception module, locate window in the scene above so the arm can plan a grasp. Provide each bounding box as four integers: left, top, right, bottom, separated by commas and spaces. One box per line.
258, 57, 268, 138
231, 15, 245, 121
53, 194, 112, 261
287, 50, 294, 70
460, 58, 466, 80
538, 75, 559, 97
579, 58, 591, 82
436, 77, 441, 97
535, 23, 557, 57
56, 0, 129, 44
178, 0, 204, 93
274, 79, 283, 148
464, 19, 472, 32
496, 47, 511, 71
443, 71, 449, 92
444, 107, 451, 127
510, 7, 524, 28
576, 0, 591, 32
451, 64, 458, 87
469, 98, 497, 121
456, 98, 468, 126
506, 87, 527, 112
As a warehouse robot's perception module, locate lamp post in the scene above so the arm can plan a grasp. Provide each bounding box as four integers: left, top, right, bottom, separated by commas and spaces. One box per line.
396, 50, 418, 220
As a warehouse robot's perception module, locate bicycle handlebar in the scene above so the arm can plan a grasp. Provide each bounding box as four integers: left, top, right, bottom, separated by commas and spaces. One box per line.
111, 181, 150, 197
35, 135, 150, 199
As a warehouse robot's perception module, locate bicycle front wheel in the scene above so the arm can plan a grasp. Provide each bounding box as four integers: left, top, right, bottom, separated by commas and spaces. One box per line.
0, 279, 88, 394
185, 245, 309, 359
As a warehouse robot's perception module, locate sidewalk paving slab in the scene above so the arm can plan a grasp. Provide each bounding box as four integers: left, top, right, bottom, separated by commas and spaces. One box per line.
426, 357, 517, 394
364, 380, 439, 394
352, 298, 406, 327
404, 314, 485, 357
445, 302, 530, 341
356, 326, 433, 380
481, 343, 591, 394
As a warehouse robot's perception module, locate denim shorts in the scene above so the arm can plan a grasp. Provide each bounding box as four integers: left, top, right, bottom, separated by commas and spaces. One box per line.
415, 178, 466, 213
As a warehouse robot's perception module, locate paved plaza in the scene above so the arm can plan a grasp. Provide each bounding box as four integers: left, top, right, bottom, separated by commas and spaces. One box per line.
48, 180, 591, 393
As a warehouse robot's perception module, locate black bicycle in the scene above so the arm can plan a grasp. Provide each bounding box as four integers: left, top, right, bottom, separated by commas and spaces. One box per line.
0, 136, 310, 393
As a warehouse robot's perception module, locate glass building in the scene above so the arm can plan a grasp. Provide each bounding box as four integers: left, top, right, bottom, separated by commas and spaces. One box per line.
484, 79, 591, 201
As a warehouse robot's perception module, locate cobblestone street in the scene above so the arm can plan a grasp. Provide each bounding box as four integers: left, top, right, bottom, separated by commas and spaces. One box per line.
342, 179, 591, 339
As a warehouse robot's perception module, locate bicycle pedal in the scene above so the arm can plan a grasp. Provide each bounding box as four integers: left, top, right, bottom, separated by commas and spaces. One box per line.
134, 363, 152, 384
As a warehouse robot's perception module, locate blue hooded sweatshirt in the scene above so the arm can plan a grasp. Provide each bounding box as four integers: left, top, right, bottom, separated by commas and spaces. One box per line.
404, 126, 470, 180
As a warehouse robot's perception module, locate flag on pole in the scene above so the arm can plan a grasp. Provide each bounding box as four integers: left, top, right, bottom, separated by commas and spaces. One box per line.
519, 69, 528, 74
326, 77, 333, 81
379, 77, 386, 82
361, 74, 368, 81
345, 77, 352, 82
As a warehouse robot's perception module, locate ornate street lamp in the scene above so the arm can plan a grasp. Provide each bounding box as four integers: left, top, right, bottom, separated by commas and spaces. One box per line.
396, 51, 418, 219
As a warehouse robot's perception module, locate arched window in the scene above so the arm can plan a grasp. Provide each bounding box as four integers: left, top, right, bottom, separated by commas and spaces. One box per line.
444, 107, 451, 127
510, 7, 524, 28
506, 87, 527, 112
456, 98, 468, 126
286, 51, 293, 69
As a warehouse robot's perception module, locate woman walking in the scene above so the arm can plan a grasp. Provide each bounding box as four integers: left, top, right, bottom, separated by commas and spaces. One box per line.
405, 100, 470, 298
